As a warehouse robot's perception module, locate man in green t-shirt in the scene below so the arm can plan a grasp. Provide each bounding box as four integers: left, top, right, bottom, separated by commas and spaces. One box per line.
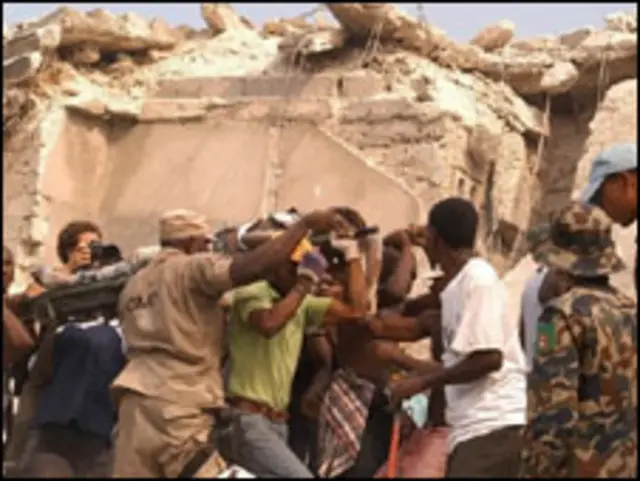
224, 238, 367, 478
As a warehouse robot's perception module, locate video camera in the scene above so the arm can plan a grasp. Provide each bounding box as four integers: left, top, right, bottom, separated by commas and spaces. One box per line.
16, 251, 149, 329
312, 226, 380, 268
85, 241, 124, 269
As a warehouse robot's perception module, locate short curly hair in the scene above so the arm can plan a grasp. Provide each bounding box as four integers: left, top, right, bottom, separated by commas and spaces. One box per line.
428, 197, 478, 249
56, 220, 102, 264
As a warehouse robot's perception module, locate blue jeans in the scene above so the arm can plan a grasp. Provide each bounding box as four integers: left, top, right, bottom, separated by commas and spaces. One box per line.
230, 412, 313, 478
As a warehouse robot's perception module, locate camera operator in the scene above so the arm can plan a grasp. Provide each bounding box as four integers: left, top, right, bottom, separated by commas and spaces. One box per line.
16, 220, 126, 478
111, 207, 348, 478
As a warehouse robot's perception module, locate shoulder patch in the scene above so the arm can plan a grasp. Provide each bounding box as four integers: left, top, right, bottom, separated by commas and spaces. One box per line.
537, 321, 557, 353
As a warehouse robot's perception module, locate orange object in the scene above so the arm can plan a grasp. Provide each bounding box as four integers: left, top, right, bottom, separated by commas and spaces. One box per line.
387, 415, 402, 478
290, 238, 314, 263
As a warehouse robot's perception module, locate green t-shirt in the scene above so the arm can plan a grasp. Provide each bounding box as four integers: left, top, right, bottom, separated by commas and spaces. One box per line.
227, 280, 332, 411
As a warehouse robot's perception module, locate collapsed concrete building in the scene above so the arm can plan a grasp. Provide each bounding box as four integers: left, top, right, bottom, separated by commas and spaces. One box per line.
3, 4, 638, 307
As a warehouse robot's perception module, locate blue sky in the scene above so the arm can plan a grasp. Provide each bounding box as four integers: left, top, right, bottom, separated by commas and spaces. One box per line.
3, 3, 635, 42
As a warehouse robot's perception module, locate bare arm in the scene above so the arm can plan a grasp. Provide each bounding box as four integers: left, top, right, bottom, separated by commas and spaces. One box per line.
369, 310, 438, 342
401, 274, 451, 316
389, 350, 503, 402
380, 245, 415, 305
3, 303, 34, 366
372, 340, 441, 373
230, 221, 310, 288
402, 292, 440, 316
321, 299, 367, 326
346, 256, 368, 313
246, 278, 314, 338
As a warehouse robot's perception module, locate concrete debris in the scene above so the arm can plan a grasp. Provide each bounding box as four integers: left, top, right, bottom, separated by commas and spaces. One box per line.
539, 61, 579, 94
470, 20, 515, 52
326, 3, 438, 57
279, 28, 347, 56
15, 6, 179, 52
4, 52, 44, 87
2, 3, 637, 290
3, 24, 61, 61
201, 3, 254, 37
605, 11, 637, 33
62, 43, 102, 66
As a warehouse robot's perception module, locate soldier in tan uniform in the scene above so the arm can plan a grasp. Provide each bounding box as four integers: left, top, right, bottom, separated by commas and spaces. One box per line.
112, 208, 346, 478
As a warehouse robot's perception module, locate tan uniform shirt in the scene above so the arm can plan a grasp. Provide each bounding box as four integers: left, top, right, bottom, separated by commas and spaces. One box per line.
112, 248, 232, 408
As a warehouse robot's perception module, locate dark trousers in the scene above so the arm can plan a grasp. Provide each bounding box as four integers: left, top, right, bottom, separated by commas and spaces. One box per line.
20, 424, 113, 478
445, 425, 523, 478
341, 390, 393, 478
288, 400, 319, 474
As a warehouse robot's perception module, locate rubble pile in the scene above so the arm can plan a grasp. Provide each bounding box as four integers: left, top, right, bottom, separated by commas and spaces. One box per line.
2, 3, 637, 293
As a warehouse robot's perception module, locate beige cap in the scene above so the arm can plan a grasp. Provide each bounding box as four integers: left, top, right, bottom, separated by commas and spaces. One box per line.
159, 209, 210, 242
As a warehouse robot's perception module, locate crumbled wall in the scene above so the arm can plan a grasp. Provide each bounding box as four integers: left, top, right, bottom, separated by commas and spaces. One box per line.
2, 4, 637, 289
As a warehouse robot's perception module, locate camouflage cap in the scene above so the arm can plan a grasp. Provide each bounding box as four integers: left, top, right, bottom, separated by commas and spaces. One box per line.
159, 209, 211, 242
531, 201, 625, 278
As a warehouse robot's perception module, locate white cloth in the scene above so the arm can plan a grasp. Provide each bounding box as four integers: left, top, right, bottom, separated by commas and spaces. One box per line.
440, 258, 527, 453
520, 266, 548, 372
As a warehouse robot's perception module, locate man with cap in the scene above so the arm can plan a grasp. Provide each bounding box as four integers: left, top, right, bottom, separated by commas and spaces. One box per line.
521, 201, 637, 478
580, 142, 637, 297
111, 207, 347, 478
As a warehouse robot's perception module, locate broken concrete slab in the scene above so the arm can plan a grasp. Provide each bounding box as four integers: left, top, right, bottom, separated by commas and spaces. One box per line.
3, 24, 61, 61
339, 71, 388, 97
201, 3, 253, 37
154, 74, 339, 99
28, 6, 178, 52
340, 97, 446, 123
279, 28, 347, 56
63, 43, 102, 65
605, 10, 637, 33
233, 97, 334, 122
540, 61, 579, 94
3, 52, 43, 86
558, 27, 594, 48
139, 99, 211, 122
64, 98, 108, 117
326, 3, 438, 56
154, 76, 245, 98
470, 20, 515, 52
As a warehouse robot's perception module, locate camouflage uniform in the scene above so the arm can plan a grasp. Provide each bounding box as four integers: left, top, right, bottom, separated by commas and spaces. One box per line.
522, 202, 638, 478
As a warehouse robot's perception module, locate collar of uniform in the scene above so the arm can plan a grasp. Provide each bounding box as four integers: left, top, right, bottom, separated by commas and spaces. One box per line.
155, 247, 185, 262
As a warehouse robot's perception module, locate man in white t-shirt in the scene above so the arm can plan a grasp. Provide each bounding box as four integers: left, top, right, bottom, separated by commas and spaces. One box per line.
386, 197, 528, 477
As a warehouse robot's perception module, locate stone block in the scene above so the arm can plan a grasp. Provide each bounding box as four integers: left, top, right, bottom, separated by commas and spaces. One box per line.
139, 99, 210, 122
65, 98, 107, 117
340, 98, 445, 124
3, 24, 61, 60
242, 74, 337, 97
234, 98, 333, 122
540, 61, 579, 94
155, 74, 339, 99
3, 52, 43, 86
558, 27, 594, 48
339, 72, 388, 97
470, 20, 515, 51
154, 77, 245, 98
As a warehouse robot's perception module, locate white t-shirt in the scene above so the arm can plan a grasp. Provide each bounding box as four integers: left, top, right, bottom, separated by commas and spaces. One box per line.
440, 258, 527, 452
520, 266, 548, 372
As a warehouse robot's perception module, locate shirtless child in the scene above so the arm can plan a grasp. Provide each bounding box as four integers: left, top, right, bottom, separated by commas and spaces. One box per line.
315, 210, 439, 478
